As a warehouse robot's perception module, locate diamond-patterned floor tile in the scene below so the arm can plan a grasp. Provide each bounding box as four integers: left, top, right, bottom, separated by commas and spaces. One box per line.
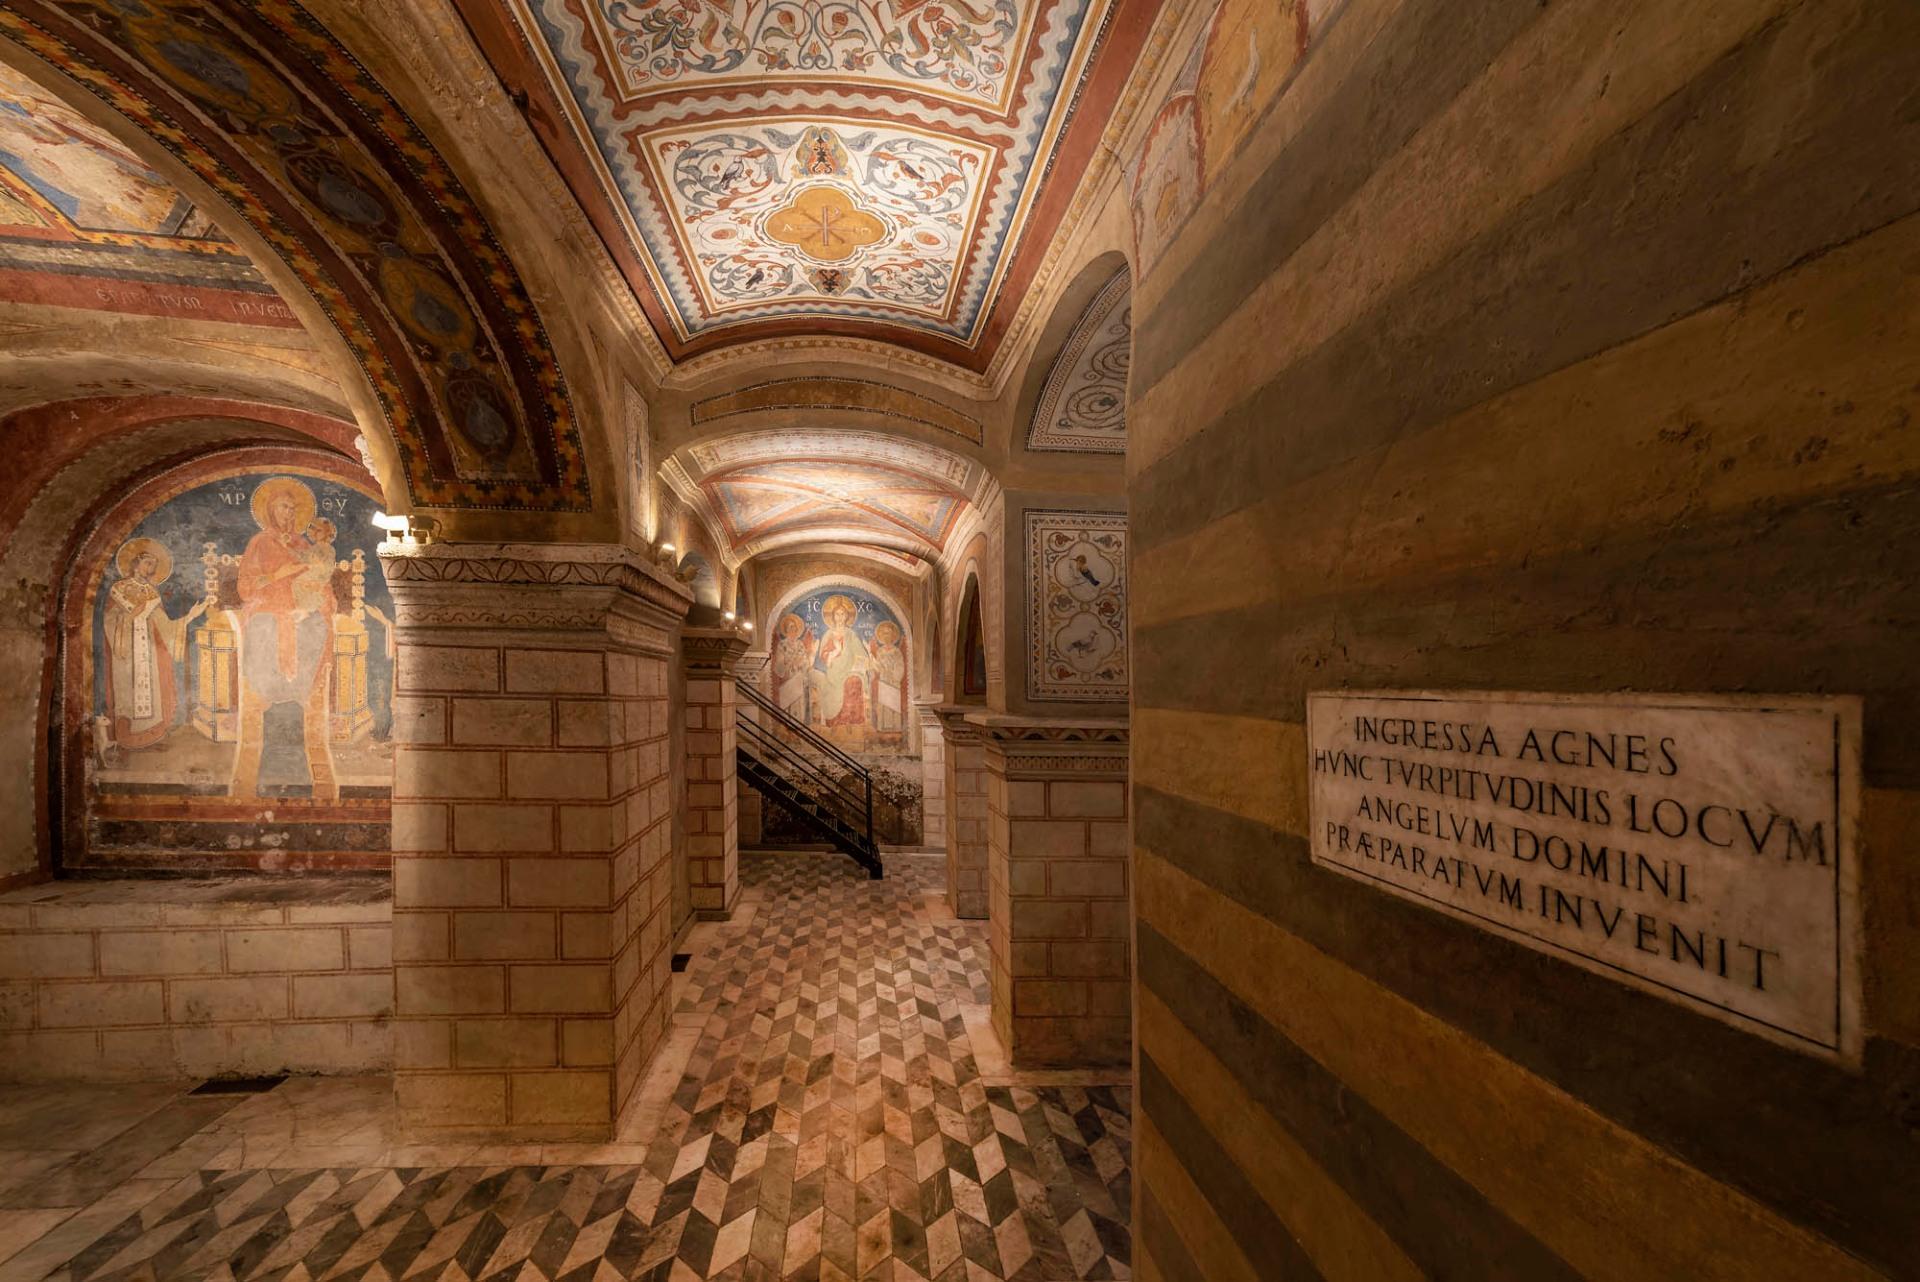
8, 855, 1129, 1281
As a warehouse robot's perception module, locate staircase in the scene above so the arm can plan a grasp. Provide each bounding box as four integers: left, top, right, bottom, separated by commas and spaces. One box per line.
736, 683, 883, 878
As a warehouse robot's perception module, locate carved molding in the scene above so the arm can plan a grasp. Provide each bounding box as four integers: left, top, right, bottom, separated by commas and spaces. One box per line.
967, 712, 1129, 776
380, 541, 692, 648
933, 703, 987, 745
682, 627, 752, 674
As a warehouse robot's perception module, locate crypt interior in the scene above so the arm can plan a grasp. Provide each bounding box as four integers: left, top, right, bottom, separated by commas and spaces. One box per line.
0, 0, 1914, 1278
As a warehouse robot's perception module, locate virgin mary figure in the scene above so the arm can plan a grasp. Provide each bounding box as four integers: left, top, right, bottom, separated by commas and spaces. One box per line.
812, 594, 871, 733
102, 537, 207, 753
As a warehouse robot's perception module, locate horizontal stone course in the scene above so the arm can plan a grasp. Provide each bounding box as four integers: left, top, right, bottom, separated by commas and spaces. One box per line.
0, 878, 392, 1081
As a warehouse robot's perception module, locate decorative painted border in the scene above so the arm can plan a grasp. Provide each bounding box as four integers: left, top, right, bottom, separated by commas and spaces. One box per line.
1028, 268, 1129, 453
1025, 508, 1129, 701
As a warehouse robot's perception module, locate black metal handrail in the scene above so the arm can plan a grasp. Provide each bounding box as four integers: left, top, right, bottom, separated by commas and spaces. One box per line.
738, 682, 868, 778
736, 685, 875, 858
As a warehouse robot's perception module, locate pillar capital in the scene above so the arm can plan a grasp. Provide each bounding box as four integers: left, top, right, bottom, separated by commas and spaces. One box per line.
680, 626, 752, 675
379, 540, 693, 654
932, 702, 986, 745
964, 712, 1129, 777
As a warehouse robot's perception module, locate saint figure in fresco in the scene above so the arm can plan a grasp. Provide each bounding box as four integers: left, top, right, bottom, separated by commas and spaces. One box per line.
231, 477, 338, 800
771, 613, 815, 720
871, 621, 907, 735
812, 594, 871, 731
101, 537, 208, 756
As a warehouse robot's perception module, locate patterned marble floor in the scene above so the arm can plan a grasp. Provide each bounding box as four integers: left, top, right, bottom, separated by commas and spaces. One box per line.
0, 853, 1132, 1281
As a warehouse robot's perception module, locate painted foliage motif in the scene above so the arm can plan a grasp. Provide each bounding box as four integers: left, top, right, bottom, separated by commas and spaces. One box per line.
644, 120, 991, 326
90, 472, 396, 803
769, 586, 911, 752
1028, 268, 1129, 452
581, 0, 1025, 108
1026, 510, 1127, 700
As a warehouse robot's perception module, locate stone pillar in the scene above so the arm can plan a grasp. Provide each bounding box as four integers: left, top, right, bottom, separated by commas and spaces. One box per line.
934, 705, 989, 919
681, 627, 749, 920
381, 542, 691, 1137
918, 703, 947, 851
972, 715, 1130, 1068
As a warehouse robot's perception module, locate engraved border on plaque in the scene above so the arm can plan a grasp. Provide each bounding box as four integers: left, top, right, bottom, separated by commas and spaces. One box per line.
1306, 690, 1861, 1062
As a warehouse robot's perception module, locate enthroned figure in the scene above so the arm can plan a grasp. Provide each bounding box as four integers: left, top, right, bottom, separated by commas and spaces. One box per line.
101, 537, 207, 756
229, 477, 339, 801
813, 594, 871, 734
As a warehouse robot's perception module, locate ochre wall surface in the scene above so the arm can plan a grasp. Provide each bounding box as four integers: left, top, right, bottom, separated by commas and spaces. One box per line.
1128, 0, 1920, 1277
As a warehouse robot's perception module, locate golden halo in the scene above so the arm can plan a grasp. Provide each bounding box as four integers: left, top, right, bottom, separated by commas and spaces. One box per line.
822, 594, 857, 624
114, 537, 171, 583
249, 476, 318, 532
872, 621, 901, 644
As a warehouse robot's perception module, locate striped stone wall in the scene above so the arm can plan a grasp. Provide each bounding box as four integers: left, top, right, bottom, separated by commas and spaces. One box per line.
1128, 0, 1920, 1277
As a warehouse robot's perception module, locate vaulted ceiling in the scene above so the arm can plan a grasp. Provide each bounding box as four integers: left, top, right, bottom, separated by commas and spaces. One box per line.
458, 0, 1156, 370
664, 428, 992, 561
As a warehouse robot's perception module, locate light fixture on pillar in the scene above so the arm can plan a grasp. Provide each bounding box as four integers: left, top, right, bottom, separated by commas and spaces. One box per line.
372, 511, 413, 546
656, 541, 676, 567
372, 512, 439, 548
723, 610, 736, 622
742, 620, 754, 633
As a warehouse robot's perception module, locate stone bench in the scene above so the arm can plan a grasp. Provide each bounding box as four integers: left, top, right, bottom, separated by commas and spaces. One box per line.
0, 876, 391, 1081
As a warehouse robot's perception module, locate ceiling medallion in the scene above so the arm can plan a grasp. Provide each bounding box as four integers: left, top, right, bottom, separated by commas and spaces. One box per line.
762, 185, 890, 266
662, 120, 982, 326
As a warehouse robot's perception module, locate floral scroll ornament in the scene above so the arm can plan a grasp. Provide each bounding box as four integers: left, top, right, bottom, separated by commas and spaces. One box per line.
599, 0, 1019, 104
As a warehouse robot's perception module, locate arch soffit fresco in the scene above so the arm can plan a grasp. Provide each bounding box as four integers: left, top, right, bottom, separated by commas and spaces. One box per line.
0, 0, 596, 514
662, 428, 994, 569
1025, 259, 1129, 455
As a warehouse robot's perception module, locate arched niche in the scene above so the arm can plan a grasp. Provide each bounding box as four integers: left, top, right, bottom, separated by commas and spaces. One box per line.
762, 573, 917, 758
55, 444, 393, 874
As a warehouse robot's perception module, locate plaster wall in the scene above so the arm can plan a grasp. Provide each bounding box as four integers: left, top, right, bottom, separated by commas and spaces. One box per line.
1127, 0, 1920, 1276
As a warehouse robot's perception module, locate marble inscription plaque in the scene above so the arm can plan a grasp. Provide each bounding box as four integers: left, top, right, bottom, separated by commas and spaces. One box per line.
1307, 691, 1860, 1059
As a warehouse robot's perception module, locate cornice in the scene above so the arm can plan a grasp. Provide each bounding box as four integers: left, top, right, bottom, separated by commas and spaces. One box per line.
681, 625, 753, 673
379, 540, 693, 646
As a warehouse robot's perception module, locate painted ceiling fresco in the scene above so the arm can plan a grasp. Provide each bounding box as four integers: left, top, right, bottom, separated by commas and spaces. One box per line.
669, 429, 988, 558
0, 62, 288, 323
465, 0, 1154, 367
1, 0, 593, 512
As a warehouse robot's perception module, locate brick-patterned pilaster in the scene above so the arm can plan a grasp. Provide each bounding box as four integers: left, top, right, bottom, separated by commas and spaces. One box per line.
681, 628, 749, 920
972, 715, 1130, 1068
934, 706, 988, 919
917, 703, 947, 850
381, 542, 690, 1137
